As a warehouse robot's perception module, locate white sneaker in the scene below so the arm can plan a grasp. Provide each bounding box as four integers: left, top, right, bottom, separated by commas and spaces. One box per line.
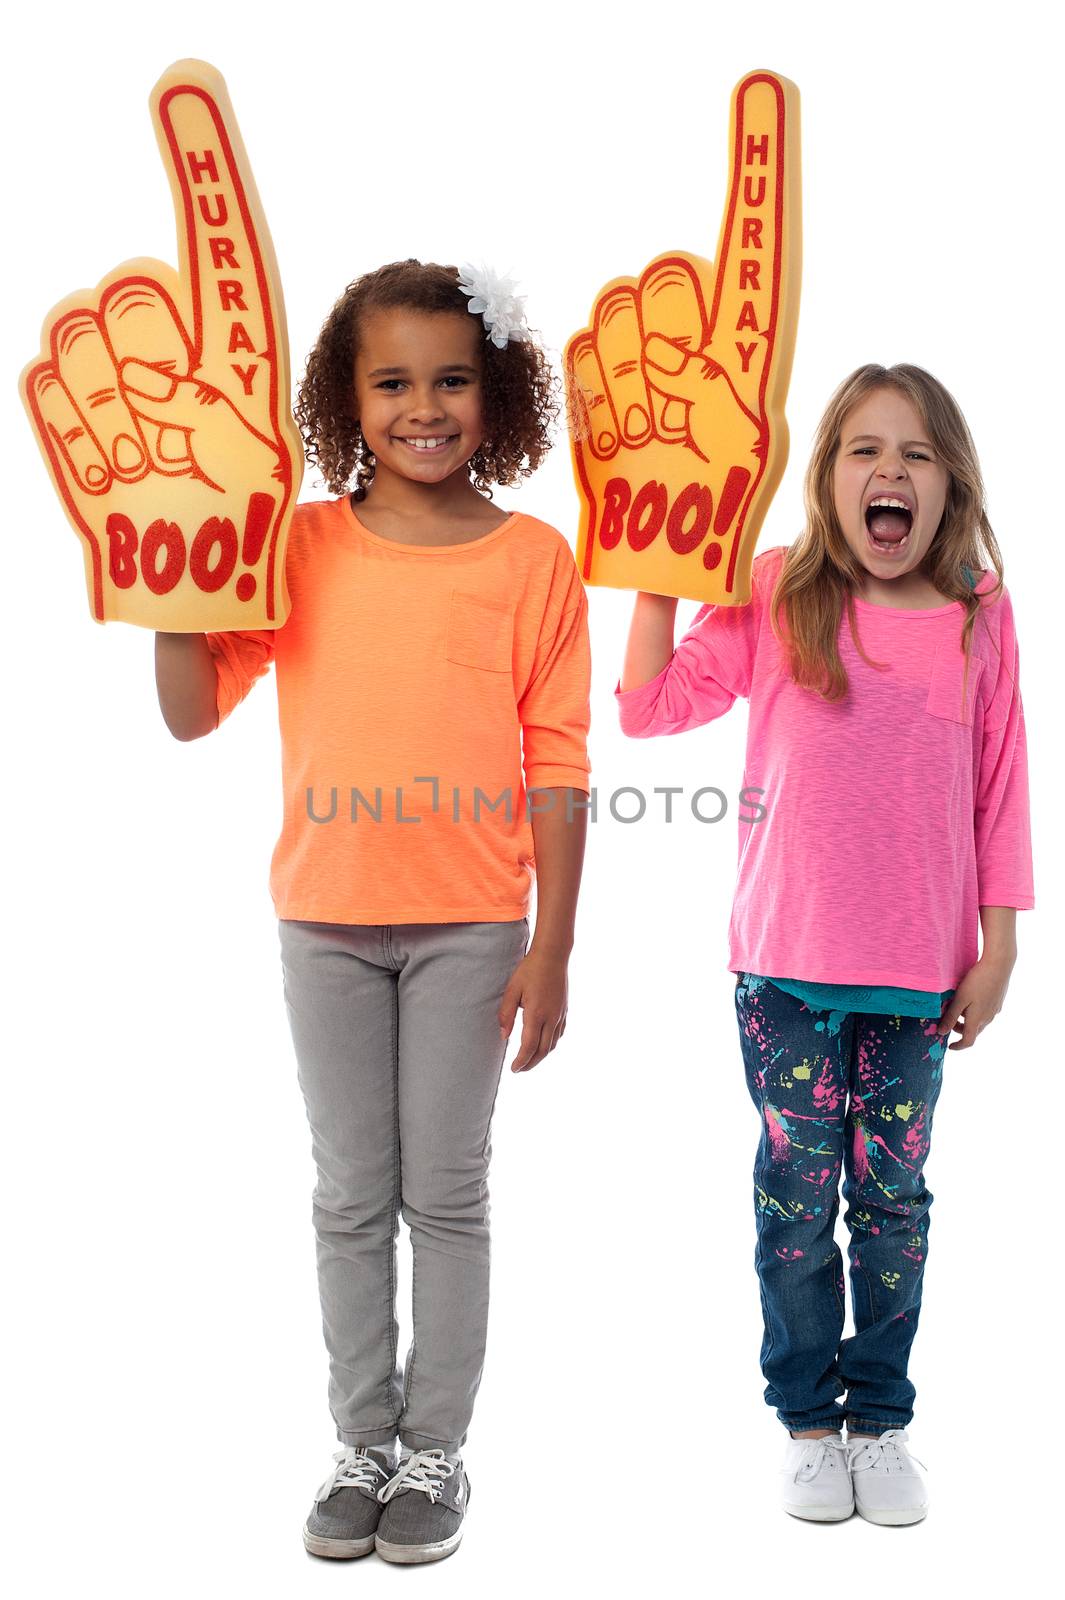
847, 1429, 928, 1525
779, 1433, 854, 1521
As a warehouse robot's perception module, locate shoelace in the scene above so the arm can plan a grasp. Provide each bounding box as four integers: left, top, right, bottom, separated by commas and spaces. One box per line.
847, 1429, 927, 1474
314, 1447, 389, 1504
378, 1448, 456, 1505
794, 1435, 849, 1483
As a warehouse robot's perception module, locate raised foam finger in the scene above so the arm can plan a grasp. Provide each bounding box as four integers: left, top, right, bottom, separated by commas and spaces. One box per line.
568, 333, 620, 462
150, 61, 281, 432
593, 287, 653, 448
707, 70, 800, 421
638, 256, 712, 441
27, 363, 112, 495
52, 310, 149, 481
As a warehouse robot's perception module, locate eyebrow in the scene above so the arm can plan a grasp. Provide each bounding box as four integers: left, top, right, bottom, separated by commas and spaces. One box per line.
367, 364, 479, 377
844, 433, 935, 449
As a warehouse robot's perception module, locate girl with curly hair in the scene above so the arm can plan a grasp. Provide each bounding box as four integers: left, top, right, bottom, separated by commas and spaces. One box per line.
157, 259, 591, 1564
616, 364, 1033, 1526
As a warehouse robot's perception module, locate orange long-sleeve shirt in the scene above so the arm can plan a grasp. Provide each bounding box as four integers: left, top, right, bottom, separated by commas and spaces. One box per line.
204, 496, 592, 923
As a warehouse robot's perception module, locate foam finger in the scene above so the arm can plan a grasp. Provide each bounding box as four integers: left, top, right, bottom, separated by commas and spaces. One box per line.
568, 333, 620, 462
594, 287, 653, 448
708, 71, 800, 418
27, 363, 112, 495
151, 62, 280, 427
638, 257, 710, 442
103, 278, 196, 471
52, 310, 148, 482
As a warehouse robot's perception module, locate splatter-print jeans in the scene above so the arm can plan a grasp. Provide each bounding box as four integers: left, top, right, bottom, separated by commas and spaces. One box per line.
735, 972, 951, 1436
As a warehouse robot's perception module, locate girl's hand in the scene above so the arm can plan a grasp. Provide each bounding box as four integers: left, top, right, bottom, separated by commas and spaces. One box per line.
498, 950, 569, 1073
936, 952, 1015, 1050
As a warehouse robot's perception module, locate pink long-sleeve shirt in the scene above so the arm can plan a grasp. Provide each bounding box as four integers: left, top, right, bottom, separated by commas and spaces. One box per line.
615, 545, 1034, 991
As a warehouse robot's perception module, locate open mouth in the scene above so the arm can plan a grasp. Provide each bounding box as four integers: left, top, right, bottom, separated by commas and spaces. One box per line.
865, 496, 913, 554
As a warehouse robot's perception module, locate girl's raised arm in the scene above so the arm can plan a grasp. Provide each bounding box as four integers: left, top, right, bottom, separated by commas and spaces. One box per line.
620, 592, 680, 693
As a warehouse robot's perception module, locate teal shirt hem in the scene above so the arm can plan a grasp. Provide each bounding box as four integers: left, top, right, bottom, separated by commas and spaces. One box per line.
745, 973, 955, 1018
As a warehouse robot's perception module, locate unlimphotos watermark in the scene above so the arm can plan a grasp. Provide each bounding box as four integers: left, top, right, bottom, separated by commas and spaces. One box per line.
305, 777, 768, 826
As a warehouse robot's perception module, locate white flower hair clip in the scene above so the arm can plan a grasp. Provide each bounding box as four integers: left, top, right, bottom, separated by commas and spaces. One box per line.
456, 263, 530, 350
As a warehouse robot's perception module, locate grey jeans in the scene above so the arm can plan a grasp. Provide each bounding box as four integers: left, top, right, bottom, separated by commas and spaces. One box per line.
278, 916, 530, 1454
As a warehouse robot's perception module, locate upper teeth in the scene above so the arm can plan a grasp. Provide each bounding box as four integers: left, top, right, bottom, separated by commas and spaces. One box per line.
868, 497, 910, 511
404, 437, 450, 449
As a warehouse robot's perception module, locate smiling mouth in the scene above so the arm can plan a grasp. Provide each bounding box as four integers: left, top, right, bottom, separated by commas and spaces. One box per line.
865, 496, 913, 552
396, 435, 458, 453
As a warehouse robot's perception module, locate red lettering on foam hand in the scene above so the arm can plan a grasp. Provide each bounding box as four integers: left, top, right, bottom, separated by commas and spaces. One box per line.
190, 517, 239, 593
186, 149, 220, 184
666, 483, 712, 556
197, 192, 228, 227
742, 217, 763, 249
232, 363, 258, 396
739, 260, 761, 290
600, 478, 630, 549
141, 519, 186, 595
743, 176, 766, 207
242, 493, 274, 566
714, 466, 751, 535
736, 341, 759, 372
106, 512, 139, 590
627, 481, 667, 551
736, 301, 759, 332
745, 133, 768, 165
228, 323, 255, 354
209, 237, 239, 270
218, 280, 247, 312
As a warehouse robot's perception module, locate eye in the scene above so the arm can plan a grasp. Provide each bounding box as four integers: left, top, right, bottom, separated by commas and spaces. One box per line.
906, 451, 931, 461
376, 379, 404, 391
852, 447, 876, 456
440, 376, 470, 389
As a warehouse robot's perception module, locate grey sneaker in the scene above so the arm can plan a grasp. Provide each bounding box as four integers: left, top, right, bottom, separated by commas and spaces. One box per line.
374, 1448, 470, 1564
302, 1446, 394, 1558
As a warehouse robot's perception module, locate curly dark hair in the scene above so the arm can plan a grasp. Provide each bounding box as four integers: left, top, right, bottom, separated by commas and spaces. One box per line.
294, 259, 560, 499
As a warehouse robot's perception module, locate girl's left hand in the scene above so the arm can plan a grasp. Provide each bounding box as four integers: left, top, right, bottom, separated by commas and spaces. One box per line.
936, 952, 1015, 1050
499, 950, 568, 1072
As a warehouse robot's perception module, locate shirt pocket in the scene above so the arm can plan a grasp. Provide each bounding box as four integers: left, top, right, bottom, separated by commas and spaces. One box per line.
924, 641, 985, 725
445, 590, 514, 673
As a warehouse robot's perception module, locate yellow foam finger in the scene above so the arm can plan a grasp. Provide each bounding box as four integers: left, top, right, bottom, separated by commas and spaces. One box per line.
52, 310, 149, 482
566, 68, 800, 605
151, 62, 287, 438
708, 71, 799, 426
594, 287, 654, 449
29, 365, 111, 495
638, 257, 711, 441
568, 333, 620, 461
18, 59, 303, 630
103, 279, 195, 473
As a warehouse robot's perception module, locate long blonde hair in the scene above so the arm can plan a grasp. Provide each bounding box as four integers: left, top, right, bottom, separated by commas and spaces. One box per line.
770, 364, 1004, 704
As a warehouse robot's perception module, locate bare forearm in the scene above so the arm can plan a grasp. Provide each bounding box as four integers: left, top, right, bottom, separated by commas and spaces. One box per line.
155, 632, 219, 741
527, 789, 588, 957
620, 591, 680, 692
979, 905, 1017, 964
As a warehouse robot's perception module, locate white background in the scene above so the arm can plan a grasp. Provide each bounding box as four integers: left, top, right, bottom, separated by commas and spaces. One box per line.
2, 0, 1058, 1593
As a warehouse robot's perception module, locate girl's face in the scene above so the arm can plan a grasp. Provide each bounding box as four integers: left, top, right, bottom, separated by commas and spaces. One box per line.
352, 308, 486, 491
832, 387, 950, 581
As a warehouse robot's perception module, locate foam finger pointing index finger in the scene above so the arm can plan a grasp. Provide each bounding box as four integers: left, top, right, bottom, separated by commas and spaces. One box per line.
151, 62, 276, 407
708, 71, 800, 416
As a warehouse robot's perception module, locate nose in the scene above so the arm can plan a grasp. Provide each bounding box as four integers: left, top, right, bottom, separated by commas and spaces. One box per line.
876, 450, 908, 479
406, 384, 446, 421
